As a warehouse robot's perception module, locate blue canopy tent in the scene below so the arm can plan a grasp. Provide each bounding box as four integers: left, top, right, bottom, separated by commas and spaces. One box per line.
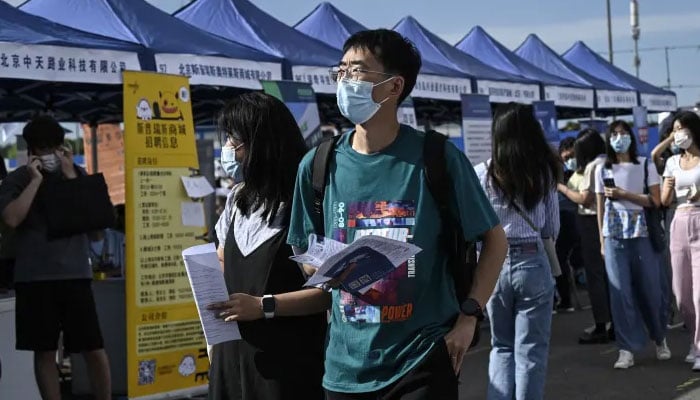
0, 1, 146, 122
174, 0, 342, 95
562, 41, 677, 112
455, 27, 594, 111
294, 3, 469, 103
394, 17, 540, 104
20, 0, 283, 92
515, 34, 639, 114
294, 2, 366, 51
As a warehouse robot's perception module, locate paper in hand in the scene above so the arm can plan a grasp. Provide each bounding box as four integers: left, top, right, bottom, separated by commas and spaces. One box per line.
182, 243, 240, 346
181, 201, 205, 227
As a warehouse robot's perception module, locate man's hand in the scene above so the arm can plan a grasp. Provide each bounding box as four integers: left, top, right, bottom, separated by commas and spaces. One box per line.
57, 146, 77, 179
444, 314, 478, 375
207, 293, 264, 322
27, 156, 43, 182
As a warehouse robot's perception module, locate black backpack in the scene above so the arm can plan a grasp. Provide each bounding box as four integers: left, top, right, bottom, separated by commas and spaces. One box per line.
310, 130, 478, 308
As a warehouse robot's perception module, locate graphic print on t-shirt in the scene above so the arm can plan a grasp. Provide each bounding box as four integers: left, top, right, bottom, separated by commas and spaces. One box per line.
334, 200, 417, 324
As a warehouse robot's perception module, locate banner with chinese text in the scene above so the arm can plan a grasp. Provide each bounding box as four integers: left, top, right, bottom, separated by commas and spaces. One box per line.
123, 71, 208, 399
532, 100, 560, 147
461, 94, 492, 165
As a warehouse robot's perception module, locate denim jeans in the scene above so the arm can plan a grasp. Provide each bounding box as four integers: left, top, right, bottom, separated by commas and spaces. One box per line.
487, 241, 555, 400
604, 236, 667, 352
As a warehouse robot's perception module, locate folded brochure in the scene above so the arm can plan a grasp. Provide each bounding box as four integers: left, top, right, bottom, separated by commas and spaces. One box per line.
291, 234, 422, 294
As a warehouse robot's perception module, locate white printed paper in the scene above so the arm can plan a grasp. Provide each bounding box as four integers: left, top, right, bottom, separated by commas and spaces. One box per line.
181, 202, 205, 227
182, 243, 240, 346
181, 176, 215, 198
292, 234, 422, 294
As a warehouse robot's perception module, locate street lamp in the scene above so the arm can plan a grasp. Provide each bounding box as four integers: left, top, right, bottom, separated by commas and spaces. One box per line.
631, 0, 640, 77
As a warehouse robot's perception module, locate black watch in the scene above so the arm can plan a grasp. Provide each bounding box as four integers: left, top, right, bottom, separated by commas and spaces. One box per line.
459, 298, 484, 321
262, 295, 276, 319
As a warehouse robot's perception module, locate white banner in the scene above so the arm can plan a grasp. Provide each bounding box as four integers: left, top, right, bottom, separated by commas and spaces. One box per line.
411, 74, 472, 101
155, 54, 282, 89
544, 85, 594, 109
640, 93, 677, 112
0, 41, 140, 84
595, 89, 638, 109
292, 65, 336, 94
476, 80, 540, 104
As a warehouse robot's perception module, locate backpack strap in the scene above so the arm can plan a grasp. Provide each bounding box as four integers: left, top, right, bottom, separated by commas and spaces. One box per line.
423, 131, 475, 303
311, 135, 341, 237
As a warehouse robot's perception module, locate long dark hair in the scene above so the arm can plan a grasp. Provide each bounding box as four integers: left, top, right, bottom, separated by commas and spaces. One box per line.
574, 128, 606, 171
673, 111, 700, 145
487, 102, 561, 210
217, 92, 308, 224
605, 120, 639, 165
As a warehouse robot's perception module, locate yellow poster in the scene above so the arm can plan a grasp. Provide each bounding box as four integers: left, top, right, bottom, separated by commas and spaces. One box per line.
123, 71, 208, 399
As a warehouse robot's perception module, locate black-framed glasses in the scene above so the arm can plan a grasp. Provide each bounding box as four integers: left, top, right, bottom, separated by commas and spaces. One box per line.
328, 66, 394, 82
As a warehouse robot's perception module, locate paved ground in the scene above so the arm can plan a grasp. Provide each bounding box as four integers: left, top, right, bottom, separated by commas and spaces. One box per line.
63, 292, 700, 400
459, 298, 700, 400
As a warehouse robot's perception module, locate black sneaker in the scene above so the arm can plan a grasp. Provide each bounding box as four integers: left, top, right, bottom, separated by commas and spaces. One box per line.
578, 330, 610, 344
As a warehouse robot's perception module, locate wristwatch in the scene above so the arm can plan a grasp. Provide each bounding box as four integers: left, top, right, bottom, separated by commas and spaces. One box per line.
459, 298, 485, 321
261, 294, 276, 319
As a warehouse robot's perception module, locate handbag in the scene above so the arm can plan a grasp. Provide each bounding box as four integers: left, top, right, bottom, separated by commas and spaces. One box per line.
511, 201, 562, 277
38, 171, 115, 239
643, 158, 665, 252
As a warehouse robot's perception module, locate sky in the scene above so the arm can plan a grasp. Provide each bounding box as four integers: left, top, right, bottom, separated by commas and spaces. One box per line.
5, 0, 700, 107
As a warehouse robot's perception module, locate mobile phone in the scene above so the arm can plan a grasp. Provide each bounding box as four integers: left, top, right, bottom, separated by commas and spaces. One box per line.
603, 178, 616, 188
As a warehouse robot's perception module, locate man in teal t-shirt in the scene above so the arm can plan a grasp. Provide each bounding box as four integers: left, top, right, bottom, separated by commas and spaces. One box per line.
211, 29, 508, 399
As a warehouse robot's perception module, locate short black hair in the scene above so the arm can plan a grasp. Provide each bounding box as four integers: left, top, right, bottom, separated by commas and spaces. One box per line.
343, 29, 422, 104
23, 115, 64, 151
558, 137, 576, 154
574, 128, 606, 172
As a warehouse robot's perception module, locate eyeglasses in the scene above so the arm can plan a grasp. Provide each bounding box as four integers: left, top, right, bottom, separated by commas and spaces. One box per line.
232, 142, 244, 152
329, 66, 394, 82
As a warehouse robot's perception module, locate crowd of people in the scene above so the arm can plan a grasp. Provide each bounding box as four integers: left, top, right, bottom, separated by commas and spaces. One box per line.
1, 27, 700, 400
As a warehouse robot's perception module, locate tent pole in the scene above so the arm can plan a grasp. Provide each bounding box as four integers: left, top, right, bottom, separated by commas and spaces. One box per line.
90, 122, 98, 174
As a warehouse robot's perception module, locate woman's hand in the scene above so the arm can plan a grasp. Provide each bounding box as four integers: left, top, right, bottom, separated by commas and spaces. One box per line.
604, 186, 627, 200
557, 183, 568, 194
207, 293, 264, 322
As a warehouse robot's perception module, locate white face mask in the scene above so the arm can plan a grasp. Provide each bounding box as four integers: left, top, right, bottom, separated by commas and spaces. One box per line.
674, 129, 693, 150
39, 153, 60, 172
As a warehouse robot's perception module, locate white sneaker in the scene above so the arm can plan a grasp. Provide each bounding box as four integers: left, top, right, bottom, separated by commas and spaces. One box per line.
693, 358, 700, 371
656, 339, 672, 361
614, 350, 635, 369
686, 345, 696, 363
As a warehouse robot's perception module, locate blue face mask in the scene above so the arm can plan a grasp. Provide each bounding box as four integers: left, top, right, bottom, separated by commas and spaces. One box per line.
610, 134, 632, 154
221, 146, 243, 182
336, 77, 394, 125
670, 142, 682, 155
564, 158, 577, 172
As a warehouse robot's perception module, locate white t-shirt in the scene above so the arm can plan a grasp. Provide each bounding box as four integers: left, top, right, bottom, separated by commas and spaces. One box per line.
663, 154, 700, 207
595, 157, 660, 211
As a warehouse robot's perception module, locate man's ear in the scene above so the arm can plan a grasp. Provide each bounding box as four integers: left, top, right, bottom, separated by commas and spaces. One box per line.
390, 76, 405, 98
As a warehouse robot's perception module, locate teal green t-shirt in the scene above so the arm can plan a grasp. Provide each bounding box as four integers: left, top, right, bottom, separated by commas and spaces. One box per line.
287, 125, 499, 393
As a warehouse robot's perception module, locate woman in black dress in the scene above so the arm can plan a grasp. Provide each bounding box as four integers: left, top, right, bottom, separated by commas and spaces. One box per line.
207, 92, 326, 400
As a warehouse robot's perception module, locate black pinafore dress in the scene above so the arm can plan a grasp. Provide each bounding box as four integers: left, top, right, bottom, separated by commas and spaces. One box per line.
208, 209, 326, 400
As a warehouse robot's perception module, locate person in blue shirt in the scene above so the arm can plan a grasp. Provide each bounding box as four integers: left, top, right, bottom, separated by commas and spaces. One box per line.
210, 29, 508, 399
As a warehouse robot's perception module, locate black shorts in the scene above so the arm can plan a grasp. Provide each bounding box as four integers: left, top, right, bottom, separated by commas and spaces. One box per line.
15, 279, 104, 353
325, 338, 458, 400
